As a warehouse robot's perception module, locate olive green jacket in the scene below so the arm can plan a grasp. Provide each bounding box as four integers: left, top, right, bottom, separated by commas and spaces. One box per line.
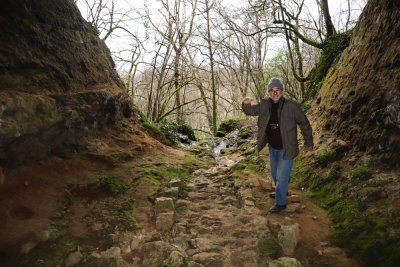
242, 97, 313, 160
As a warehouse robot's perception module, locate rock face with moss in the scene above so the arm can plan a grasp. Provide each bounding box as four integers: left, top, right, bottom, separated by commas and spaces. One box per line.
314, 0, 400, 166
298, 2, 400, 261
0, 0, 132, 166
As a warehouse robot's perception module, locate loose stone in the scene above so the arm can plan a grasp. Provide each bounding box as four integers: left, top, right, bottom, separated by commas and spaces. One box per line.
101, 247, 121, 258
65, 251, 83, 267
156, 211, 174, 232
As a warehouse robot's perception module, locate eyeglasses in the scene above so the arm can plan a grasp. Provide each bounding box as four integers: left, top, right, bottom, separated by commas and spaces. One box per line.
269, 89, 282, 94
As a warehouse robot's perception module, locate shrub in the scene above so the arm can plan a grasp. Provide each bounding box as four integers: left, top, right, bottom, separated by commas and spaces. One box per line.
158, 121, 197, 143
217, 117, 248, 137
301, 101, 312, 111
131, 105, 164, 135
142, 121, 162, 134
217, 120, 235, 137
176, 122, 196, 141
304, 31, 351, 100
238, 125, 250, 139
131, 105, 149, 124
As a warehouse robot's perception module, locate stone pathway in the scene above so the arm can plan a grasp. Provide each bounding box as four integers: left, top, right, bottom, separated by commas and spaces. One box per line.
100, 155, 302, 267
62, 154, 357, 267
168, 156, 269, 266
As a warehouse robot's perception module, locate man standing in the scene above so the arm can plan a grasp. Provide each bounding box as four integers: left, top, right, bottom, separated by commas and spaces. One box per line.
242, 78, 313, 213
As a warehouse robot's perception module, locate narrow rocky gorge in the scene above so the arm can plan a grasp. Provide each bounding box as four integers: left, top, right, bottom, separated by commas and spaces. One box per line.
1, 0, 399, 265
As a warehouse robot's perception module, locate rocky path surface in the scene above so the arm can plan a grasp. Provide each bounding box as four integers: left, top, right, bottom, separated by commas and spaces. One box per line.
164, 156, 271, 266
62, 153, 360, 267
91, 155, 305, 267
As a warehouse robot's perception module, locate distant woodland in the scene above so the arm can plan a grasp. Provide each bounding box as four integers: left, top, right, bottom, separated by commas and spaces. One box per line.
76, 0, 367, 136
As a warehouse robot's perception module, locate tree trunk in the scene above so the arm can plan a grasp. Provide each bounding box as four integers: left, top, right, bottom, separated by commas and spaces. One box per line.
321, 0, 336, 36
174, 51, 182, 122
293, 32, 305, 97
205, 0, 217, 136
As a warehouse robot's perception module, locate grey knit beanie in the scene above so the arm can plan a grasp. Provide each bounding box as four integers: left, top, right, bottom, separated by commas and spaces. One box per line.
267, 77, 284, 91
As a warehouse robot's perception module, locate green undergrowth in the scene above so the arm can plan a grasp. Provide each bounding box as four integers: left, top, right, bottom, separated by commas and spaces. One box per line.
238, 125, 250, 139
221, 145, 255, 156
20, 177, 137, 265
312, 145, 346, 168
156, 121, 197, 145
132, 105, 196, 145
99, 176, 128, 195
291, 155, 400, 266
257, 232, 279, 260
216, 117, 251, 137
305, 31, 351, 100
232, 152, 265, 175
349, 166, 371, 181
102, 197, 137, 231
131, 153, 211, 183
187, 144, 215, 162
20, 224, 78, 266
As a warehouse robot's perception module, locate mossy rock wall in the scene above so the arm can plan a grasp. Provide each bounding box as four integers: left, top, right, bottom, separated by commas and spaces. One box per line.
313, 0, 400, 166
0, 0, 132, 166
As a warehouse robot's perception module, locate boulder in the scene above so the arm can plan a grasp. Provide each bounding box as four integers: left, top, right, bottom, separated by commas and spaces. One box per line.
278, 218, 301, 256
163, 250, 185, 266
169, 178, 183, 187
156, 211, 174, 232
161, 187, 179, 198
138, 241, 173, 266
101, 247, 121, 258
155, 197, 174, 215
194, 237, 219, 252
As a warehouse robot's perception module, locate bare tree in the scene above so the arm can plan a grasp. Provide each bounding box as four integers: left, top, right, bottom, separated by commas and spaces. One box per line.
145, 0, 199, 122
184, 47, 214, 133
188, 0, 221, 135
330, 0, 367, 31
77, 0, 139, 41
114, 40, 143, 97
217, 0, 273, 102
73, 0, 367, 139
204, 0, 218, 136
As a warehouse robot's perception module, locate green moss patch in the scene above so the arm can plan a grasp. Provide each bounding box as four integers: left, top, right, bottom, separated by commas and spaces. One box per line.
305, 32, 351, 100
231, 154, 265, 175
313, 148, 337, 167
238, 125, 250, 139
292, 153, 400, 266
99, 176, 128, 195
257, 233, 279, 259
217, 117, 249, 137
349, 166, 371, 182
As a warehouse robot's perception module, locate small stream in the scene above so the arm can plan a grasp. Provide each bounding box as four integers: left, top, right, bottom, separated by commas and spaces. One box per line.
209, 130, 240, 155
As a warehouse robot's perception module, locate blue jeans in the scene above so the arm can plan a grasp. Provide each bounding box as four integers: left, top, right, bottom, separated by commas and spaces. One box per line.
269, 145, 294, 206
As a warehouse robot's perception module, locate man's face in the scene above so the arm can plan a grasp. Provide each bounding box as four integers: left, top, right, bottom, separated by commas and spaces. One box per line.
269, 86, 282, 103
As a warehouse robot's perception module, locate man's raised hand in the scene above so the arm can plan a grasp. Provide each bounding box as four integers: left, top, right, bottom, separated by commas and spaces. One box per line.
243, 98, 252, 105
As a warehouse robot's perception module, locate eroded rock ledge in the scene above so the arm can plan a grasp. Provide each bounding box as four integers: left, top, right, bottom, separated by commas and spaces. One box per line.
0, 0, 131, 166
